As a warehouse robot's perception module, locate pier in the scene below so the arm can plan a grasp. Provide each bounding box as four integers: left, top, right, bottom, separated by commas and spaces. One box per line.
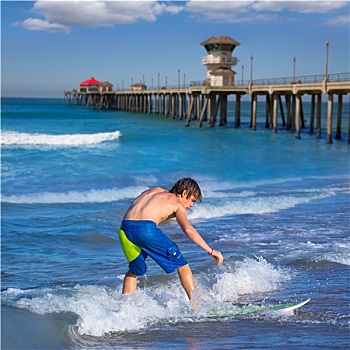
64, 73, 350, 144
64, 36, 350, 144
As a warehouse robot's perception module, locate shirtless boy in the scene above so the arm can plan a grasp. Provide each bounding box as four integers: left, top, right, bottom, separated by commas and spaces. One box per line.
118, 178, 223, 300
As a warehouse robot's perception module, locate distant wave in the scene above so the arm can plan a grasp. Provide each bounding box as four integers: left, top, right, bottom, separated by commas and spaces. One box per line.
2, 185, 342, 214
1, 186, 148, 204
292, 241, 350, 266
198, 175, 349, 193
1, 130, 121, 147
189, 190, 339, 220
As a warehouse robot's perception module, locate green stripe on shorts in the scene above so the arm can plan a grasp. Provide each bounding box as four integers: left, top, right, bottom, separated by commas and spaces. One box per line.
118, 228, 142, 262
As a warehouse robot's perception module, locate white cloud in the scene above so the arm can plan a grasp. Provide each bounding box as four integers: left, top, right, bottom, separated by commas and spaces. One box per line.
252, 1, 348, 14
326, 14, 350, 26
14, 18, 70, 33
14, 0, 184, 32
185, 0, 349, 24
12, 0, 350, 32
185, 1, 278, 23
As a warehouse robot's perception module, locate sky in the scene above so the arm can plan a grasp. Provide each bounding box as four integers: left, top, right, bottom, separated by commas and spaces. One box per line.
1, 0, 349, 98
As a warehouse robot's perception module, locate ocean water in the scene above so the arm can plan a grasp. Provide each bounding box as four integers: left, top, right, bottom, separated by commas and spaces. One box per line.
1, 97, 349, 350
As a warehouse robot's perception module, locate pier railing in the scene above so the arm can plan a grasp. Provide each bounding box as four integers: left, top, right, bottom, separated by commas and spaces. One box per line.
67, 73, 349, 92
188, 73, 350, 89
248, 72, 350, 86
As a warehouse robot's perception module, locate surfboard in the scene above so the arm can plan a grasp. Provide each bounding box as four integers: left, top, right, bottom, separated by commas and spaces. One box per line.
207, 298, 311, 318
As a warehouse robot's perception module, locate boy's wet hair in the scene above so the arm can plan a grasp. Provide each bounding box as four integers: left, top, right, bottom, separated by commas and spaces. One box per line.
169, 178, 202, 202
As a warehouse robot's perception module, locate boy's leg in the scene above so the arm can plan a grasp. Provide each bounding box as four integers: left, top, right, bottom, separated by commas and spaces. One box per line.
177, 264, 196, 300
122, 270, 138, 294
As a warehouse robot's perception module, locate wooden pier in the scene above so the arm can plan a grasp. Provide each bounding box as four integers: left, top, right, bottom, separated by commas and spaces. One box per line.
64, 73, 350, 144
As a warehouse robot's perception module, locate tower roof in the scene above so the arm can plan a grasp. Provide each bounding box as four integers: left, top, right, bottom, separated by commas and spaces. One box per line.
80, 77, 102, 86
200, 36, 240, 47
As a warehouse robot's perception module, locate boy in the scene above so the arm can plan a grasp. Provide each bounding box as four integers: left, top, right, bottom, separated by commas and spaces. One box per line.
119, 178, 223, 300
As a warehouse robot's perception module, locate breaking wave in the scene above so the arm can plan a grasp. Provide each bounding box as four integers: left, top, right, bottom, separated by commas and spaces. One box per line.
1, 130, 121, 147
1, 186, 148, 204
1, 257, 291, 336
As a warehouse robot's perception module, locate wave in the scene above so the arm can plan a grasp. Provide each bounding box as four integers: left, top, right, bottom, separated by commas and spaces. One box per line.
1, 130, 121, 147
198, 175, 349, 193
1, 258, 291, 337
189, 190, 337, 220
289, 241, 350, 266
2, 184, 344, 214
1, 186, 148, 204
325, 248, 350, 266
210, 257, 291, 302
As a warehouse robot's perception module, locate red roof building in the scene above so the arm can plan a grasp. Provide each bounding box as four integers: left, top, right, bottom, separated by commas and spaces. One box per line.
79, 77, 102, 92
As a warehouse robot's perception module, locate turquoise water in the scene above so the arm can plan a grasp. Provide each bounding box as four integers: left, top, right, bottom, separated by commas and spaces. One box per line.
1, 97, 349, 349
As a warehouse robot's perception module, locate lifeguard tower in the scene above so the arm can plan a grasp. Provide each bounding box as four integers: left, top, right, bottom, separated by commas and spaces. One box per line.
200, 36, 240, 87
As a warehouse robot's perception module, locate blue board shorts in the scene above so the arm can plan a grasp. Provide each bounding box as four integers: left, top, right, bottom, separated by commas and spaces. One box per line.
118, 220, 188, 276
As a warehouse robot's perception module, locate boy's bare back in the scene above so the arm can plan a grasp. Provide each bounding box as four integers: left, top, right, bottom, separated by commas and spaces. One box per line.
123, 187, 180, 225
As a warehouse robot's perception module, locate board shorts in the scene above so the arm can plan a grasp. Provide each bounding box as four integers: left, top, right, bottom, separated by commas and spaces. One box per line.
118, 220, 188, 276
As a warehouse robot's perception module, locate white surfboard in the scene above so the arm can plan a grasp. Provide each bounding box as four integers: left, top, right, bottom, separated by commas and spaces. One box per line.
207, 298, 311, 318
273, 298, 311, 314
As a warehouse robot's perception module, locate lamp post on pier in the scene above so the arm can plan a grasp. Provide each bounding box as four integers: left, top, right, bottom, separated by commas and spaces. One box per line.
293, 56, 296, 83
250, 54, 253, 85
242, 64, 244, 85
325, 40, 330, 80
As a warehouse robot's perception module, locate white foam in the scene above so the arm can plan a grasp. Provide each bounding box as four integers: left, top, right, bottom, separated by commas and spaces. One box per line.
324, 252, 350, 266
2, 258, 293, 336
11, 285, 187, 336
273, 240, 350, 266
2, 258, 290, 336
302, 241, 350, 266
1, 186, 148, 204
2, 183, 339, 209
210, 257, 291, 302
1, 130, 121, 147
189, 191, 334, 220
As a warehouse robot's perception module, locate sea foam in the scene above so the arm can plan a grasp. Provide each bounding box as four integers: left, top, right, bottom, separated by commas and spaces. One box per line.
2, 257, 292, 336
1, 130, 121, 147
189, 190, 336, 219
1, 186, 148, 204
210, 257, 291, 302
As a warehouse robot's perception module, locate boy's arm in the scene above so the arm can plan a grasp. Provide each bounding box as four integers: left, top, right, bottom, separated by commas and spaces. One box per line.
175, 206, 223, 265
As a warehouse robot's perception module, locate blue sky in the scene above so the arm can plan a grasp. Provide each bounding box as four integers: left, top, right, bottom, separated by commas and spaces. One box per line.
1, 0, 349, 98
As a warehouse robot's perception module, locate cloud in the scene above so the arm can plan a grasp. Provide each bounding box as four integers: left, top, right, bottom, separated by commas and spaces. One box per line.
13, 18, 69, 33
184, 1, 277, 23
326, 14, 350, 26
12, 0, 350, 32
185, 0, 349, 24
252, 1, 347, 14
13, 0, 183, 33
